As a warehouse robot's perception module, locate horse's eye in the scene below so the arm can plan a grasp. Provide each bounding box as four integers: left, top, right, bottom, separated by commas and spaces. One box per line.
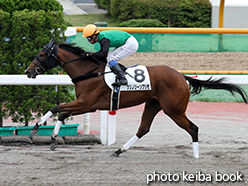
40, 54, 45, 57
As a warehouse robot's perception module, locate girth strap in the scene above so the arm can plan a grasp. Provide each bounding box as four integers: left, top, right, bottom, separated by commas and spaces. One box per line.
110, 87, 120, 111
71, 72, 101, 84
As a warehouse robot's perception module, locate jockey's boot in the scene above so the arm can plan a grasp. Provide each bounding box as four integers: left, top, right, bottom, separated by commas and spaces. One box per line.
110, 63, 128, 86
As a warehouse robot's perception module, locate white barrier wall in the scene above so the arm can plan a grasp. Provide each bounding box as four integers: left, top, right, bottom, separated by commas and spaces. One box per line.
0, 75, 73, 85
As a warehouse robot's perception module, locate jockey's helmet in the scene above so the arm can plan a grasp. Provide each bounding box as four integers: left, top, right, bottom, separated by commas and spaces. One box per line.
82, 24, 100, 37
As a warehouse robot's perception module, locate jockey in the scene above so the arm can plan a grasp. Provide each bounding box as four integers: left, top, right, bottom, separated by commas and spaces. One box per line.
81, 24, 139, 86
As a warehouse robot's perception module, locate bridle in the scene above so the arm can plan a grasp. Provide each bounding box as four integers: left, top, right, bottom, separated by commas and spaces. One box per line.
32, 43, 59, 74
31, 40, 106, 84
32, 41, 81, 74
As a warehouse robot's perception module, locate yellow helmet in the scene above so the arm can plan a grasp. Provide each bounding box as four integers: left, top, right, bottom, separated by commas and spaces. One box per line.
82, 24, 100, 37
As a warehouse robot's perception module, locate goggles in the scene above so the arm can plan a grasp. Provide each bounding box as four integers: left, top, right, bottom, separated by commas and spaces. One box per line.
86, 36, 93, 42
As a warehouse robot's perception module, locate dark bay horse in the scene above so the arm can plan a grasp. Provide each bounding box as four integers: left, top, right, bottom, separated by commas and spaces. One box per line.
25, 39, 247, 159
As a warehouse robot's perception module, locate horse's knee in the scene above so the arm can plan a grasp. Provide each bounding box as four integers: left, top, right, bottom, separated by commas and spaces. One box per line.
58, 113, 70, 121
50, 106, 59, 113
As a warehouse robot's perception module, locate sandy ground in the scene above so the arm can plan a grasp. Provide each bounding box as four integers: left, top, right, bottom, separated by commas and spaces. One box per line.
120, 52, 248, 71
1, 52, 248, 186
1, 102, 248, 186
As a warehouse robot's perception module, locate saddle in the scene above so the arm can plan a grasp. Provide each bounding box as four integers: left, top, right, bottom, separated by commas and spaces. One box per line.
104, 63, 151, 111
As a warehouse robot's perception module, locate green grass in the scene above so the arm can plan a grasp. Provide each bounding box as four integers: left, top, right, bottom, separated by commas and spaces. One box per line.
189, 85, 248, 103
64, 14, 121, 27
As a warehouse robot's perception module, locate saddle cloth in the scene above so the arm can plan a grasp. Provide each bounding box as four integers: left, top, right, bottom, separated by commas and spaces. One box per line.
104, 65, 151, 91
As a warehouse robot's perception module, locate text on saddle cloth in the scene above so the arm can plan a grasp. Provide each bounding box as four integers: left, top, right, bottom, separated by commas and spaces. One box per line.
104, 65, 151, 91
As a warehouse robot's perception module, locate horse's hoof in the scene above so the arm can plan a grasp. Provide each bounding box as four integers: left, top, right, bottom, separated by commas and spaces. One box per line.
50, 136, 57, 151
30, 123, 39, 136
110, 152, 119, 157
50, 143, 57, 151
30, 129, 38, 136
110, 149, 122, 157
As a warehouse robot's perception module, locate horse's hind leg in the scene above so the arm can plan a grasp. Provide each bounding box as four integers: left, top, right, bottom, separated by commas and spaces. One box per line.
167, 112, 199, 159
111, 99, 162, 157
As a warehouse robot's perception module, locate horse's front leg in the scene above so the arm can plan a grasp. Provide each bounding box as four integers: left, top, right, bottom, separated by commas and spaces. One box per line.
49, 99, 87, 150
30, 99, 86, 150
29, 103, 65, 136
30, 111, 54, 136
50, 112, 70, 150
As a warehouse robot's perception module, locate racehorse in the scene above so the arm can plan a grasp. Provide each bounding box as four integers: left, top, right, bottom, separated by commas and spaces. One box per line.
25, 39, 247, 159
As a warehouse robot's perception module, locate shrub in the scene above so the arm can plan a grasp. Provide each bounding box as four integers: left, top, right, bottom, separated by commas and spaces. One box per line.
119, 19, 166, 27
176, 0, 211, 27
94, 0, 111, 13
0, 0, 63, 13
108, 0, 211, 28
0, 0, 74, 126
110, 0, 137, 20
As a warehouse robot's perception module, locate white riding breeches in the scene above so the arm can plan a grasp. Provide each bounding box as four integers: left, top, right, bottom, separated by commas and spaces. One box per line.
107, 36, 139, 63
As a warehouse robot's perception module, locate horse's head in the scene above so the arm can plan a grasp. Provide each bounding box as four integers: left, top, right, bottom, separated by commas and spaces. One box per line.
25, 39, 58, 78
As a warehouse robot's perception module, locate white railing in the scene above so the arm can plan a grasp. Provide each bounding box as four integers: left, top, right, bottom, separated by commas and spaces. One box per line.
0, 75, 73, 85
1, 74, 248, 85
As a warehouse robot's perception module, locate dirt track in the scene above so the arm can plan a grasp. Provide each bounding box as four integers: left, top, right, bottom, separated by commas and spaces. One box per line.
1, 102, 248, 186
121, 52, 248, 71
1, 52, 248, 185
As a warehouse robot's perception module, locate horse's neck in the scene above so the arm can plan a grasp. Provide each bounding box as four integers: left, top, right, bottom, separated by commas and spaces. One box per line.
57, 49, 98, 79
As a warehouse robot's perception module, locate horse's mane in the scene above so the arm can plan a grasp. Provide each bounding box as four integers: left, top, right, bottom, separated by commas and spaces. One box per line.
58, 42, 106, 63
58, 43, 86, 55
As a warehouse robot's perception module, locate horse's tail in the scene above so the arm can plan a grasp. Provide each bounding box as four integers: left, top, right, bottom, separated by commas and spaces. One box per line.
184, 75, 247, 103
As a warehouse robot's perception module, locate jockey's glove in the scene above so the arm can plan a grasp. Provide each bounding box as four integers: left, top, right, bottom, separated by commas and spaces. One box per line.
80, 52, 92, 58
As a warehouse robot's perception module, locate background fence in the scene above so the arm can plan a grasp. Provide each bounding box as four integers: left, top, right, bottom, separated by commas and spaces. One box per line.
71, 27, 248, 52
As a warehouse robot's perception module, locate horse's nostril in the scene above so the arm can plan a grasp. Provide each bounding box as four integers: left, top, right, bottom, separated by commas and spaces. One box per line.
36, 68, 42, 73
25, 70, 32, 78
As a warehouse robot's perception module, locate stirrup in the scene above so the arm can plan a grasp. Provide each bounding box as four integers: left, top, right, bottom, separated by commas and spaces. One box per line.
112, 79, 127, 87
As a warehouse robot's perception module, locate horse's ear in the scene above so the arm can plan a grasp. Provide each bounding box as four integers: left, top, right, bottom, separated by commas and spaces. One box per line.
48, 38, 56, 49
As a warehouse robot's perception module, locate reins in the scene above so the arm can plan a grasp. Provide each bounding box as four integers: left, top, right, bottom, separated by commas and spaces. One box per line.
59, 58, 81, 67
71, 57, 111, 84
33, 42, 110, 84
58, 52, 108, 84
